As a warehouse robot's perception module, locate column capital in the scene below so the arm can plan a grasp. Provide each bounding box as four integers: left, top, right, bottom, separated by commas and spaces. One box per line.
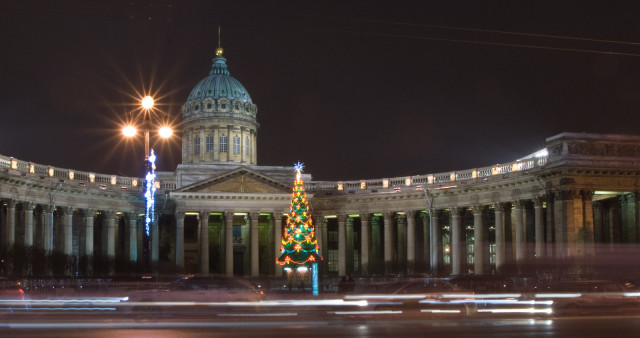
175, 210, 186, 219
249, 212, 260, 221
337, 213, 348, 223
382, 211, 395, 220
404, 210, 416, 218
555, 189, 577, 201
102, 210, 117, 219
83, 209, 97, 218
6, 199, 16, 208
581, 190, 594, 200
534, 196, 545, 207
222, 211, 234, 220
273, 211, 284, 222
359, 213, 371, 223
395, 212, 407, 222
493, 203, 505, 212
472, 205, 483, 215
126, 211, 139, 219
22, 201, 35, 211
513, 200, 526, 209
450, 207, 463, 216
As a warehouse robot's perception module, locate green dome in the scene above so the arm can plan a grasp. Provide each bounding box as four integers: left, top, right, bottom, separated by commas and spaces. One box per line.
186, 56, 252, 103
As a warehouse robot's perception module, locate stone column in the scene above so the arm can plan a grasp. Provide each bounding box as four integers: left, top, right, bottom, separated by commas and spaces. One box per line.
6, 199, 16, 246
44, 206, 54, 252
224, 211, 234, 276
395, 213, 406, 274
250, 212, 260, 277
360, 213, 370, 276
534, 198, 544, 258
337, 214, 347, 276
84, 209, 95, 256
555, 189, 588, 257
383, 212, 394, 275
421, 212, 431, 274
582, 191, 595, 256
451, 208, 462, 276
128, 212, 138, 263
104, 211, 116, 258
494, 204, 505, 273
175, 211, 185, 269
346, 216, 354, 273
61, 207, 73, 256
593, 202, 604, 245
545, 194, 555, 257
430, 210, 441, 275
406, 210, 416, 275
273, 212, 283, 276
24, 202, 34, 247
200, 210, 211, 274
514, 200, 525, 262
473, 206, 484, 275
314, 213, 322, 257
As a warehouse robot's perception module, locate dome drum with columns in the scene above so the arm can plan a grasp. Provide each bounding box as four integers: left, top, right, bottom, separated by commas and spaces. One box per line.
181, 48, 259, 166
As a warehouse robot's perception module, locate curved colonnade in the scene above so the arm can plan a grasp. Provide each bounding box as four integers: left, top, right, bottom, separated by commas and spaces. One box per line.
1, 132, 640, 278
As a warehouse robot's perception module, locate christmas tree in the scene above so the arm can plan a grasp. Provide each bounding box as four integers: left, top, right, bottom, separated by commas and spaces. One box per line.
276, 162, 321, 269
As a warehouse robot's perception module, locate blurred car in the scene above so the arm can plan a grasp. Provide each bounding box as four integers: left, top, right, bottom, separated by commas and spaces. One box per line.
348, 279, 476, 315
537, 280, 639, 316
126, 274, 263, 310
0, 278, 26, 300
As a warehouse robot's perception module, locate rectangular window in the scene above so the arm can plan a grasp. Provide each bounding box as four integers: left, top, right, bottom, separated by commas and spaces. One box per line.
194, 136, 200, 155
219, 135, 227, 153
233, 136, 240, 155
206, 136, 214, 153
245, 137, 250, 156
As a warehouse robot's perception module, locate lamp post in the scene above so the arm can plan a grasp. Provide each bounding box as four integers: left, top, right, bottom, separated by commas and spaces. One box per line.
122, 95, 173, 272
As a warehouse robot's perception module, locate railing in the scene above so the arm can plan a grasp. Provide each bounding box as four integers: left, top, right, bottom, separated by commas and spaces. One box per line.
1, 151, 549, 196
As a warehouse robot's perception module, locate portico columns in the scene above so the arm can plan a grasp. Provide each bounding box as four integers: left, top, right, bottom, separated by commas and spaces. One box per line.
429, 210, 441, 275
273, 212, 283, 276
250, 212, 260, 277
44, 206, 53, 252
128, 212, 138, 263
494, 204, 505, 273
24, 202, 34, 247
360, 213, 370, 275
7, 199, 15, 246
175, 211, 185, 269
84, 209, 95, 256
200, 210, 211, 274
406, 210, 416, 275
514, 201, 525, 262
451, 208, 463, 276
473, 206, 484, 275
534, 198, 544, 258
61, 207, 73, 256
224, 211, 234, 276
421, 212, 430, 274
102, 211, 116, 258
337, 214, 347, 276
383, 212, 394, 275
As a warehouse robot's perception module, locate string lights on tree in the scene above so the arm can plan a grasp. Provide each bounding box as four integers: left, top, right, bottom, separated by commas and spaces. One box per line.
276, 162, 321, 273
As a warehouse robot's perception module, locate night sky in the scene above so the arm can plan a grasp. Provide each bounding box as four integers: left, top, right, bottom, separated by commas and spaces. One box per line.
2, 1, 640, 181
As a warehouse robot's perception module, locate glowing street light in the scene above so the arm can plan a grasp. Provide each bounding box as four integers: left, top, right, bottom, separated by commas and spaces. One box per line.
121, 94, 173, 272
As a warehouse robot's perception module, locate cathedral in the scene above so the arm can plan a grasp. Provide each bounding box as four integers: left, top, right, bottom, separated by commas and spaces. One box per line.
1, 44, 640, 279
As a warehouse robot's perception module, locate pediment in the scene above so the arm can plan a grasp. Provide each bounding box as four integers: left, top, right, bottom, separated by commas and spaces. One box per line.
176, 167, 290, 193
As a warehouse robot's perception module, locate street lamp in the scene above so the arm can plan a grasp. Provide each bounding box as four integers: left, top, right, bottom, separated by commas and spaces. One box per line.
122, 95, 173, 271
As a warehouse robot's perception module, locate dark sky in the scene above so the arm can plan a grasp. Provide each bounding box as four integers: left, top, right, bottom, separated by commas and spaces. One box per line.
2, 1, 640, 181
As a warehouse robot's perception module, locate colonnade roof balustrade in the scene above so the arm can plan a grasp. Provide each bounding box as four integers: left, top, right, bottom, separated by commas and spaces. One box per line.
0, 151, 549, 197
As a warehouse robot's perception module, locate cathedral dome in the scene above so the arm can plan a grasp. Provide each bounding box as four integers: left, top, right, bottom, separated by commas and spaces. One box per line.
182, 54, 257, 119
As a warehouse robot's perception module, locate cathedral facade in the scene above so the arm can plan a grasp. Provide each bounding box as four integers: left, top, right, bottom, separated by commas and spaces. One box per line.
1, 48, 640, 278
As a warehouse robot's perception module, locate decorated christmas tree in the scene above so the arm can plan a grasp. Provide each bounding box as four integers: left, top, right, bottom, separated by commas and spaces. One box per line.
276, 162, 321, 269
